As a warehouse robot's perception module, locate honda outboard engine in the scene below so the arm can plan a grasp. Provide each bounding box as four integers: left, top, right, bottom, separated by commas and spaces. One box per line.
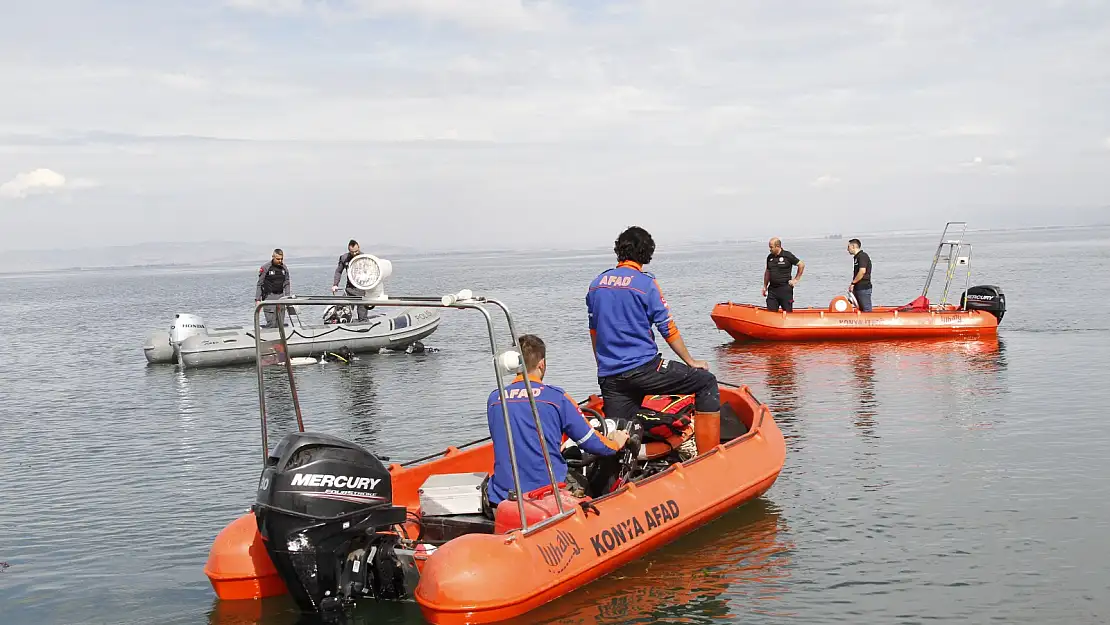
170, 313, 207, 345
961, 285, 1006, 322
254, 432, 411, 613
169, 313, 208, 364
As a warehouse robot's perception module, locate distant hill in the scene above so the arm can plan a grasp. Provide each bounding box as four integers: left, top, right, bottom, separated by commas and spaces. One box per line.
0, 241, 426, 274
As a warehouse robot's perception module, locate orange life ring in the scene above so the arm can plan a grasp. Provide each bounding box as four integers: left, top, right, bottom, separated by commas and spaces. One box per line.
829, 295, 854, 312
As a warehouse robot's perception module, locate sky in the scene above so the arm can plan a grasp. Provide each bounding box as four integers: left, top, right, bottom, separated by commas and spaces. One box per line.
1, 0, 1108, 253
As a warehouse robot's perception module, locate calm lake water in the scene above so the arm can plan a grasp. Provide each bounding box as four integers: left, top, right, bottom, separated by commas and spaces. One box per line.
2, 226, 1108, 624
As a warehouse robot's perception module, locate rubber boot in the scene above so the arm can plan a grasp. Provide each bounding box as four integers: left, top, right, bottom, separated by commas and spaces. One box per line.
693, 411, 721, 455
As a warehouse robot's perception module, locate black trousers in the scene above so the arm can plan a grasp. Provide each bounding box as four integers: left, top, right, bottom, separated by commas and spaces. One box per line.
598, 355, 720, 424
766, 284, 794, 312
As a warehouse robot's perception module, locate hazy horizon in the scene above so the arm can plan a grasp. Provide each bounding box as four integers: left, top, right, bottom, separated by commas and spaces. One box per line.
2, 1, 1108, 252
2, 220, 1107, 275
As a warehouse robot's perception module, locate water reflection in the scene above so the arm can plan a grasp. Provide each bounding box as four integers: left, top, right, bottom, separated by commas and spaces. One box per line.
715, 343, 802, 448
509, 498, 793, 625
851, 346, 877, 439
328, 359, 381, 452
715, 336, 1007, 445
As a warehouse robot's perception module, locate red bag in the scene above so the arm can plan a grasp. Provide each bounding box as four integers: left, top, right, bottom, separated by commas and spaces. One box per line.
635, 394, 695, 442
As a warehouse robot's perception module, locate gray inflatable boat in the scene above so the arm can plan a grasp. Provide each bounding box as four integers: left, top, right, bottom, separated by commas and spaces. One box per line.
144, 304, 440, 368
144, 253, 442, 368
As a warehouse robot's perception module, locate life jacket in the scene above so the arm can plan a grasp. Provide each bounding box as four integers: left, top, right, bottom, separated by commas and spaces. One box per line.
261, 263, 287, 296
635, 394, 695, 443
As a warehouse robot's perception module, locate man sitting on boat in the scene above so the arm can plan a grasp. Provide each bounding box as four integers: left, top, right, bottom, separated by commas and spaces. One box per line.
586, 226, 721, 456
483, 334, 629, 515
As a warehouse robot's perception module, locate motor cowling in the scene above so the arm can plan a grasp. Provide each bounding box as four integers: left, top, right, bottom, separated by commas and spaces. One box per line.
170, 313, 207, 346
254, 432, 410, 613
961, 285, 1006, 322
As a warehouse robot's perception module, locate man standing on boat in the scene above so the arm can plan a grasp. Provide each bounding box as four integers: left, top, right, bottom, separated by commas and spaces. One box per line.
848, 238, 873, 312
255, 248, 291, 328
484, 334, 629, 511
332, 239, 369, 322
586, 226, 721, 456
763, 237, 805, 313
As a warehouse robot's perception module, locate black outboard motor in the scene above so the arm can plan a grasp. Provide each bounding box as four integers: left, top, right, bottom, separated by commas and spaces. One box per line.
254, 432, 410, 613
961, 285, 1006, 322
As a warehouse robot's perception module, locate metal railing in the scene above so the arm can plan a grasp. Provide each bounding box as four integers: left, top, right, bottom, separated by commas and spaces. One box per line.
919, 221, 975, 309
250, 290, 566, 533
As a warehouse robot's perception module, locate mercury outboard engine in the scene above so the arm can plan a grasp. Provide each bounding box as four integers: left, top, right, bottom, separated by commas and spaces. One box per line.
961, 285, 1006, 322
254, 432, 411, 613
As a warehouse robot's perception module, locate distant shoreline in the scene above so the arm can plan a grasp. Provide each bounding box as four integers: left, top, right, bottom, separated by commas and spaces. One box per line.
1, 222, 1106, 277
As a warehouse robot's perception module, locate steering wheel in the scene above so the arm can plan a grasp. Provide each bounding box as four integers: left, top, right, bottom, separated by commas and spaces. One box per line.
563, 406, 609, 469
580, 406, 608, 436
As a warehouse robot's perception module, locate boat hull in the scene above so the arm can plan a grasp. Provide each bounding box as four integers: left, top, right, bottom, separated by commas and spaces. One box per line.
711, 301, 999, 342
413, 385, 785, 624
144, 307, 440, 367
204, 385, 785, 624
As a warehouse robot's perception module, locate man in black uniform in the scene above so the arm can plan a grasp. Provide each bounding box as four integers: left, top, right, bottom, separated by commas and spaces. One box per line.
332, 239, 369, 322
847, 238, 873, 312
762, 237, 805, 312
255, 248, 291, 328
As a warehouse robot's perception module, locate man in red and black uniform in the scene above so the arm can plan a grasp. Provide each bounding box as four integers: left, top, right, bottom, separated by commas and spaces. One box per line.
762, 237, 805, 312
586, 226, 721, 455
255, 248, 291, 328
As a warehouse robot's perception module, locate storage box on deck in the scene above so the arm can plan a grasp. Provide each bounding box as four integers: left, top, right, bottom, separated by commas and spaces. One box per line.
418, 472, 487, 516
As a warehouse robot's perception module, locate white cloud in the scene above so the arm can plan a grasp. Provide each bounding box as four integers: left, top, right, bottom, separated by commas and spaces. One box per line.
811, 174, 841, 188
0, 168, 99, 200
1, 168, 66, 199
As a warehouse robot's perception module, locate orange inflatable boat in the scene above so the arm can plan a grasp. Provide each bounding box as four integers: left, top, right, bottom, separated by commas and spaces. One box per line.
711, 296, 1002, 341
713, 222, 1006, 342
203, 288, 786, 625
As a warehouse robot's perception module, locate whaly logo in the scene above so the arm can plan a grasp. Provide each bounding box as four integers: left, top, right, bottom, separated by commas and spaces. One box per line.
537, 529, 582, 573
290, 473, 381, 490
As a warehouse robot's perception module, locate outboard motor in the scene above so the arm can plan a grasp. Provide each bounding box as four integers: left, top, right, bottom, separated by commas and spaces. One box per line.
170, 313, 207, 345
169, 313, 207, 363
961, 285, 1006, 322
254, 432, 410, 613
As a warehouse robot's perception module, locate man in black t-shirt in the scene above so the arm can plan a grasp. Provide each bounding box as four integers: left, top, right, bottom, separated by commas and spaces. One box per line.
762, 237, 805, 312
847, 238, 873, 312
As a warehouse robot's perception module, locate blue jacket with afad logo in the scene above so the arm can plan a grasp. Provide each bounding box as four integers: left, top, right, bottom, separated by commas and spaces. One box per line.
486, 376, 621, 506
586, 260, 680, 377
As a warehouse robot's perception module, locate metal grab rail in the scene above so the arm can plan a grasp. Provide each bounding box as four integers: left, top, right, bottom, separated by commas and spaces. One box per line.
920, 221, 976, 309
250, 291, 565, 533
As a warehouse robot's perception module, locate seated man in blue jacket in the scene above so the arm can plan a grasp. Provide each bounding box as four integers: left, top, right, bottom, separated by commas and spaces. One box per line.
586, 226, 721, 455
485, 334, 629, 510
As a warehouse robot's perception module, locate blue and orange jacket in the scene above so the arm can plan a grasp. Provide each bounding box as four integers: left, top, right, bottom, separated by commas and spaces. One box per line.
486, 375, 622, 506
586, 260, 680, 377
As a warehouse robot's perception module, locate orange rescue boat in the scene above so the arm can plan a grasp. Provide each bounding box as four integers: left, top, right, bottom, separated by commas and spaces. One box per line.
203, 285, 786, 625
712, 221, 1007, 342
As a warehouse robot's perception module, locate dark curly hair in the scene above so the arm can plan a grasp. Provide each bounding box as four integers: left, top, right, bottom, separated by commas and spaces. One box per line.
614, 226, 655, 265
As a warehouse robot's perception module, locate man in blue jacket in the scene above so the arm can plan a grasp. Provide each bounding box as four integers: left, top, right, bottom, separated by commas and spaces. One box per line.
586, 226, 721, 455
485, 334, 629, 509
